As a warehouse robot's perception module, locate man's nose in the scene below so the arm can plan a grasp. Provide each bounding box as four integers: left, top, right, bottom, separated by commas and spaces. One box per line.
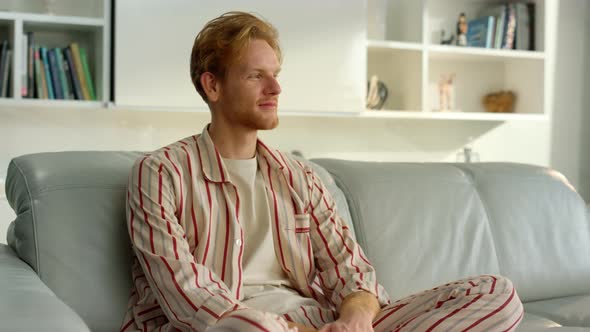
266, 77, 281, 95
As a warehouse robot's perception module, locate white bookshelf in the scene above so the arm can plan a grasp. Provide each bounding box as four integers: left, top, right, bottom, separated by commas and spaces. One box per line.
0, 0, 110, 105
366, 0, 556, 121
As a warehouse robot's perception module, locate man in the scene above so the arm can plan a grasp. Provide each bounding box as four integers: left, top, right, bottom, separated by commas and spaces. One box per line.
120, 11, 523, 332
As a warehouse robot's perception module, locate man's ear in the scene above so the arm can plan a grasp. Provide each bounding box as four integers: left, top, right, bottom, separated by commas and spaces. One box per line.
201, 72, 220, 102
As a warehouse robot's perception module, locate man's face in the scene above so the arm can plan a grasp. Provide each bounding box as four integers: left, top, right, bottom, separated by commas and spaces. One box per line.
216, 39, 282, 131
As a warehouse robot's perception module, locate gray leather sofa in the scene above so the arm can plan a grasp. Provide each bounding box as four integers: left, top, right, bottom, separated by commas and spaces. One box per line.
2, 151, 589, 331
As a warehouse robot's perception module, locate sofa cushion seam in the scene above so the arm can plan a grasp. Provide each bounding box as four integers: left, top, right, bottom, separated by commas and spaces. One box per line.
34, 185, 126, 196
11, 159, 41, 277
449, 164, 504, 274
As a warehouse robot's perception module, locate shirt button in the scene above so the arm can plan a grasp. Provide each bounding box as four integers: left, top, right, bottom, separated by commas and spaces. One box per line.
235, 239, 242, 246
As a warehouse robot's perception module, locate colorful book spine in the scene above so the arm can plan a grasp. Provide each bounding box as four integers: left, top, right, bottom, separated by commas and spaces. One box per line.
467, 16, 495, 48
21, 33, 28, 97
502, 4, 516, 49
27, 32, 35, 98
55, 48, 72, 100
61, 51, 74, 100
35, 47, 48, 99
41, 47, 55, 99
70, 43, 90, 100
495, 5, 506, 48
64, 47, 83, 100
79, 47, 96, 100
48, 49, 64, 99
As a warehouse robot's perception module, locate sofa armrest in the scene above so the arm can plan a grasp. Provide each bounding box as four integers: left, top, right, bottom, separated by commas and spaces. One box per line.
0, 244, 90, 331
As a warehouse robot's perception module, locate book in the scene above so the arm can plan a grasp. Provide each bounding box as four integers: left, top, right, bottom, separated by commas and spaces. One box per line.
70, 43, 90, 100
467, 16, 495, 48
481, 4, 506, 49
36, 47, 48, 99
64, 46, 83, 100
41, 47, 55, 99
79, 47, 96, 100
60, 51, 74, 100
34, 47, 44, 98
21, 33, 28, 97
0, 40, 8, 96
515, 3, 531, 50
502, 3, 517, 49
527, 3, 536, 51
27, 32, 35, 98
55, 48, 72, 100
48, 49, 64, 99
1, 49, 11, 97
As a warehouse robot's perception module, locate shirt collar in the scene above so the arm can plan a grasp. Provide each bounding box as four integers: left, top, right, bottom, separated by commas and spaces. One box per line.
196, 125, 286, 183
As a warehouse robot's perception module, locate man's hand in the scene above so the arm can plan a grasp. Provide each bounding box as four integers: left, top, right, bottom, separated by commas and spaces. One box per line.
318, 291, 380, 332
287, 321, 317, 332
317, 311, 374, 332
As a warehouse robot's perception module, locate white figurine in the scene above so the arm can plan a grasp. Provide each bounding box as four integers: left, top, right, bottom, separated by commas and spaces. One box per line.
438, 73, 455, 111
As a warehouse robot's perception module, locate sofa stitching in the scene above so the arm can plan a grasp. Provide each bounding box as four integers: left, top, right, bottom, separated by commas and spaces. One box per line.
321, 169, 369, 255
449, 164, 504, 275
36, 185, 126, 194
11, 159, 41, 277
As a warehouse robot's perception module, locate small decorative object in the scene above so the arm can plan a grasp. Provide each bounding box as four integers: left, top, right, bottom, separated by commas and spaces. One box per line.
482, 90, 516, 113
366, 75, 388, 110
456, 13, 468, 46
438, 73, 455, 111
441, 30, 455, 45
456, 137, 480, 163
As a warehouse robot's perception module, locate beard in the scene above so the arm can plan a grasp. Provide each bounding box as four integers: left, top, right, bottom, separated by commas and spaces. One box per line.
226, 102, 279, 131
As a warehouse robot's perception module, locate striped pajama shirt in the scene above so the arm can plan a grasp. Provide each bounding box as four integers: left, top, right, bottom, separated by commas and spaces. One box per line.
120, 125, 523, 332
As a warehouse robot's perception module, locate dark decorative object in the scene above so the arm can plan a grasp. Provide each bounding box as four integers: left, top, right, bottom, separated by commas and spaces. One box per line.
366, 75, 388, 110
457, 13, 468, 46
441, 30, 455, 45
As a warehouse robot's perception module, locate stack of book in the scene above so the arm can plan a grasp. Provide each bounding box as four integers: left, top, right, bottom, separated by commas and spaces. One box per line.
0, 40, 12, 98
22, 32, 96, 100
466, 2, 535, 50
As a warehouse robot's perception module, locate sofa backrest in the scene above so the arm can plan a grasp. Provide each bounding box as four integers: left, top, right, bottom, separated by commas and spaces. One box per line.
6, 152, 140, 332
311, 159, 590, 303
5, 151, 353, 332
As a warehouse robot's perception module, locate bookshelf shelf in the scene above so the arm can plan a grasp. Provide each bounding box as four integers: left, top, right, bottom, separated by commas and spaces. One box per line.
367, 40, 424, 51
428, 44, 545, 61
0, 97, 103, 109
360, 110, 549, 121
0, 12, 105, 27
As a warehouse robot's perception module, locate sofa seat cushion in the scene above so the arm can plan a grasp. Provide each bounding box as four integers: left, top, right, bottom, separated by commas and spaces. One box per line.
517, 313, 561, 331
0, 244, 90, 331
524, 295, 590, 327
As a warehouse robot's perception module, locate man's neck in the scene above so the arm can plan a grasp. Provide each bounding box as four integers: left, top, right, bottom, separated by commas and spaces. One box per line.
208, 121, 258, 160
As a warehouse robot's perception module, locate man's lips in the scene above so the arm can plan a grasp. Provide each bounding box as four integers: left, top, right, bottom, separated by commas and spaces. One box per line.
258, 101, 277, 108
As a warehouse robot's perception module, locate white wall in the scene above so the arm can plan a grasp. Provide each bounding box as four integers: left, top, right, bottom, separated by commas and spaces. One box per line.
549, 0, 589, 198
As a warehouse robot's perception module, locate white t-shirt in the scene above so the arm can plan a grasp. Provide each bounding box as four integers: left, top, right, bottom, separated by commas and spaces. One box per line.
223, 156, 319, 314
222, 156, 291, 289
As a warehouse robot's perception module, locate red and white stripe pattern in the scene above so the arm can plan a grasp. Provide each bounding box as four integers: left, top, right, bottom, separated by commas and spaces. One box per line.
120, 126, 390, 332
369, 274, 523, 332
205, 274, 522, 331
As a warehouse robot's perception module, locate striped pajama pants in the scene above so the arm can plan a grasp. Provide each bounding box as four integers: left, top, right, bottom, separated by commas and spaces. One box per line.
208, 275, 523, 332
